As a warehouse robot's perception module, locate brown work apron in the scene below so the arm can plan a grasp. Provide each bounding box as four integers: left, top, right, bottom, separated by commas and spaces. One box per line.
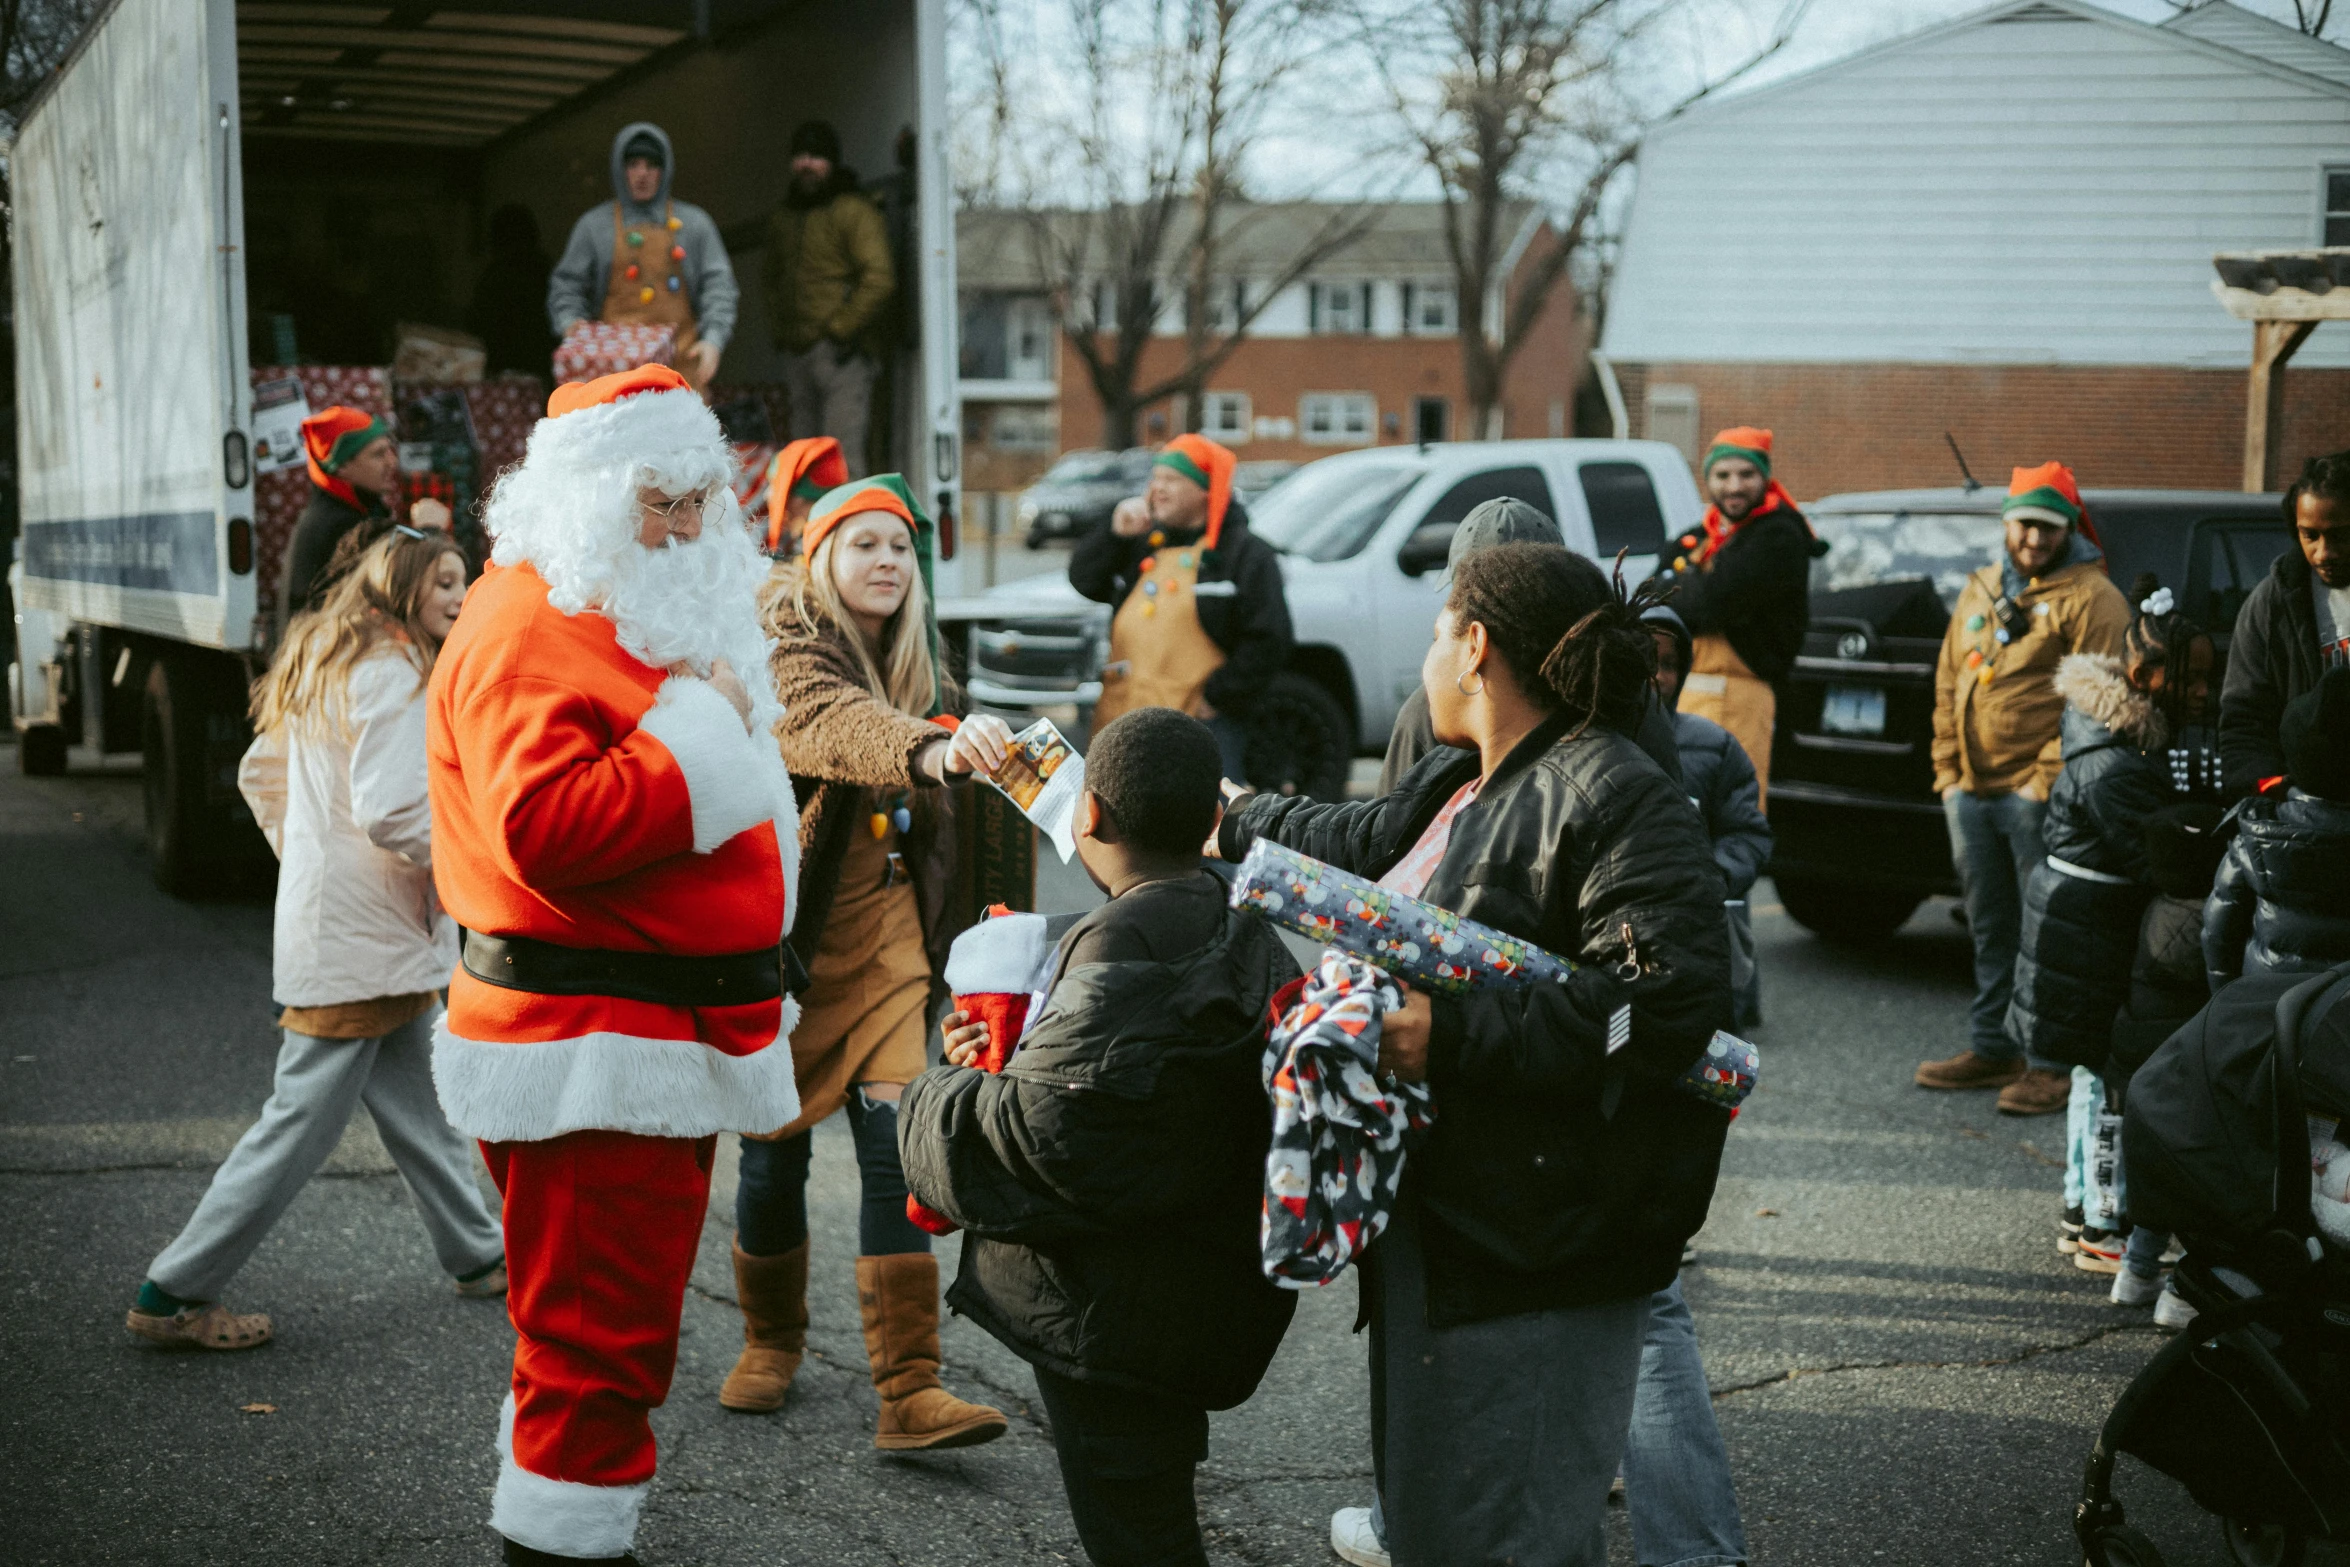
1680, 633, 1776, 806
601, 203, 706, 390
1092, 542, 1225, 728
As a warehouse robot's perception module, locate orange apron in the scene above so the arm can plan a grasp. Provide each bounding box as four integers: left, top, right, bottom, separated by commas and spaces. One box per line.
1092, 543, 1225, 728
601, 203, 706, 390
1679, 633, 1776, 807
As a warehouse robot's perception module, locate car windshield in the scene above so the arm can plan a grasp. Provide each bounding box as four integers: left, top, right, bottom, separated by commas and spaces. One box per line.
1247, 458, 1427, 562
1039, 451, 1125, 485
1811, 510, 2004, 609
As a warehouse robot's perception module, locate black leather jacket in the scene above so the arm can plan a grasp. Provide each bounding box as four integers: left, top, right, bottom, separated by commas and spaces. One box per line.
1221, 712, 1732, 1327
2204, 790, 2350, 991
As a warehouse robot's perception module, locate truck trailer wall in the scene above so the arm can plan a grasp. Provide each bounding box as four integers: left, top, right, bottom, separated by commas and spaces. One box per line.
14, 0, 250, 650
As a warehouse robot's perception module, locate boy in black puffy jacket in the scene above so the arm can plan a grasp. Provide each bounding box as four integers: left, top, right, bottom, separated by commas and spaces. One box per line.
2204, 666, 2350, 991
898, 708, 1300, 1567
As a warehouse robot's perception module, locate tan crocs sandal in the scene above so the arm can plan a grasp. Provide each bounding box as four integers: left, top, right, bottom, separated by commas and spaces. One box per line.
126, 1301, 273, 1351
454, 1262, 508, 1299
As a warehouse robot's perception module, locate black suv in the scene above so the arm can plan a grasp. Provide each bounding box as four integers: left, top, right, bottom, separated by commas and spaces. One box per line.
1767, 487, 2289, 942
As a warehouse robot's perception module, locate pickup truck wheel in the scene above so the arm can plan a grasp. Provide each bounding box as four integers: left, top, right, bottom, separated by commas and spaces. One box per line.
1772, 873, 1921, 945
18, 723, 68, 776
1243, 672, 1353, 800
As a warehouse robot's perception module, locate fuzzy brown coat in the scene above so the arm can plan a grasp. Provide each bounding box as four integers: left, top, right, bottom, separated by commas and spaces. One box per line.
762, 563, 965, 994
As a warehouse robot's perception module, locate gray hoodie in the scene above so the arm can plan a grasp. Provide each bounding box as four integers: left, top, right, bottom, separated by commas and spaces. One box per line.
546, 122, 740, 352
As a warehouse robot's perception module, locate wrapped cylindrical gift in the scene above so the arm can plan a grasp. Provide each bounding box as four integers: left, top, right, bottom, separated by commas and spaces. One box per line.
1229, 839, 1756, 1110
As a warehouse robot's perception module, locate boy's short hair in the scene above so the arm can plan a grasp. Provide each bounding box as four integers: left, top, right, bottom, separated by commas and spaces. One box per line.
2282, 666, 2350, 802
1086, 707, 1222, 856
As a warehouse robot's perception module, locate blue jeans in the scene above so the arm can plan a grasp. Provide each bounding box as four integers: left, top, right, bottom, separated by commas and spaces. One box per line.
735, 1087, 929, 1257
1205, 713, 1250, 786
2123, 1225, 2171, 1280
1944, 789, 2047, 1061
1621, 1279, 1748, 1567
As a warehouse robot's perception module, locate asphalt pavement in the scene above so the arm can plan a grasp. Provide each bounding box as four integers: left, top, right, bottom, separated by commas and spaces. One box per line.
0, 744, 2308, 1566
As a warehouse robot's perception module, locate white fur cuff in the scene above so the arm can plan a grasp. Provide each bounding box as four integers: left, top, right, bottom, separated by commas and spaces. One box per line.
432, 1005, 803, 1141
637, 675, 776, 853
493, 1393, 648, 1559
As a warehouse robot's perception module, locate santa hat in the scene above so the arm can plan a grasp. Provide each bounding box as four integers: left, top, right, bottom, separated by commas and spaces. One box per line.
766, 437, 848, 554
301, 405, 391, 504
1702, 426, 1772, 478
530, 364, 730, 486
1152, 433, 1237, 549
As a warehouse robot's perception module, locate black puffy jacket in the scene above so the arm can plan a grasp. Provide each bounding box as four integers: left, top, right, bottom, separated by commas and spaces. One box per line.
2008, 656, 2174, 1069
1661, 505, 1819, 684
1068, 498, 1293, 716
1672, 710, 1771, 899
2217, 545, 2326, 798
2203, 791, 2350, 991
897, 874, 1301, 1409
1221, 713, 1732, 1328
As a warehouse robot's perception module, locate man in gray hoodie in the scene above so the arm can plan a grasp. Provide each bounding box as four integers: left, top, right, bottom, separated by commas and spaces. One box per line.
548, 122, 739, 389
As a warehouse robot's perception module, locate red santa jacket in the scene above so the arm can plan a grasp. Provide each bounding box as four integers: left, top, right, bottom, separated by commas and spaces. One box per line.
427, 561, 801, 1142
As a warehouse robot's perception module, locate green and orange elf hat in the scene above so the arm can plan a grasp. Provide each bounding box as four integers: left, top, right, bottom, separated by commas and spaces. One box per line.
1152, 432, 1238, 549
300, 405, 392, 488
803, 473, 945, 714
766, 437, 849, 555
1701, 426, 1772, 478
2002, 461, 2103, 550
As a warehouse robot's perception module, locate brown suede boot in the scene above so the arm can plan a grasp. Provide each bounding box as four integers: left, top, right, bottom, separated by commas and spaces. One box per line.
1996, 1066, 2073, 1117
1914, 1050, 2027, 1090
718, 1239, 808, 1413
855, 1253, 1008, 1451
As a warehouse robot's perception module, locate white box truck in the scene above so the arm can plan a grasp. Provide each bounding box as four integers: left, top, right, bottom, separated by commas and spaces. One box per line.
6, 0, 962, 893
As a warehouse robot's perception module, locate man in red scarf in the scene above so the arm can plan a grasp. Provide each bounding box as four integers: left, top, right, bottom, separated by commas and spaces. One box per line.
1658, 427, 1820, 802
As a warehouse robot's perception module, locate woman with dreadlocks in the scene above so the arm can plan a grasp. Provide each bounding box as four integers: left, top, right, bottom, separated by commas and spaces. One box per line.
2007, 575, 2219, 1281
1217, 543, 1734, 1567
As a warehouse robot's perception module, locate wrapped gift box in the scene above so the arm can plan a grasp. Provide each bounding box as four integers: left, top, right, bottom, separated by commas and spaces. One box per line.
553, 320, 674, 383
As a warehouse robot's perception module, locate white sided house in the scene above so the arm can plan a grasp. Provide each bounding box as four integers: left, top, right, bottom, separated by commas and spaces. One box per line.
1599, 0, 2350, 497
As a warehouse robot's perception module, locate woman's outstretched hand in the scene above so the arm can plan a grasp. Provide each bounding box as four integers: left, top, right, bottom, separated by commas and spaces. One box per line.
941, 1007, 988, 1067
929, 714, 1015, 782
1379, 986, 1431, 1083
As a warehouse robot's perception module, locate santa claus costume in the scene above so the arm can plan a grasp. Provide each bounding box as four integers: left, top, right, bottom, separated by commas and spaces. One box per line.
428, 365, 801, 1564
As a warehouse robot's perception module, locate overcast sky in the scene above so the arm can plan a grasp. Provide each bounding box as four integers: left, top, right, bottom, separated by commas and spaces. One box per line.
1197, 0, 2332, 202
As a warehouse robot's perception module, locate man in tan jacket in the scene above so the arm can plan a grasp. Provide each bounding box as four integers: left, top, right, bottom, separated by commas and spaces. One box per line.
763, 119, 895, 476
1916, 463, 2129, 1115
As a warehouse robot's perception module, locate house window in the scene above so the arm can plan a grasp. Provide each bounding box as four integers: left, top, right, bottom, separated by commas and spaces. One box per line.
991, 405, 1057, 451
1301, 392, 1376, 445
1205, 278, 1248, 332
1006, 298, 1053, 383
2325, 168, 2350, 246
1408, 282, 1455, 333
1200, 391, 1252, 443
1413, 397, 1449, 443
1644, 383, 1700, 463
1310, 281, 1372, 335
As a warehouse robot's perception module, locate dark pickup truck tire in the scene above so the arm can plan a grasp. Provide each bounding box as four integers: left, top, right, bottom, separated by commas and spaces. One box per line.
1243, 671, 1353, 801
18, 723, 68, 776
1772, 873, 1922, 945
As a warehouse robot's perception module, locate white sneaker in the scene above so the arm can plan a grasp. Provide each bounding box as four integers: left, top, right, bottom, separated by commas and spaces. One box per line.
2110, 1268, 2164, 1307
2153, 1286, 2199, 1331
1330, 1505, 1392, 1567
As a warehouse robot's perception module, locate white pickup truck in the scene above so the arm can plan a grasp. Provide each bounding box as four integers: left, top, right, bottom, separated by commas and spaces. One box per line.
940, 438, 1704, 795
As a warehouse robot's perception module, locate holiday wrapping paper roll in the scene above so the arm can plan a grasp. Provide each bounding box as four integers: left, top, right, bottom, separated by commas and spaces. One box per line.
1229, 838, 1756, 1109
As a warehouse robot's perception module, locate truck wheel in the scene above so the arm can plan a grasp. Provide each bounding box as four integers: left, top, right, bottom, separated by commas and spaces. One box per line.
1244, 672, 1353, 800
1772, 873, 1921, 946
142, 655, 266, 898
18, 723, 68, 776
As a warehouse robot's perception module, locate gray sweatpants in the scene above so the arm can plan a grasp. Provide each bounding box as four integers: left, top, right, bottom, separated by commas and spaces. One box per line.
780, 340, 876, 477
147, 1013, 502, 1301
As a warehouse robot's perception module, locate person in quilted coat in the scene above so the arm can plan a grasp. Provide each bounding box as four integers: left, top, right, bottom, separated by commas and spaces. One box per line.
2205, 665, 2350, 990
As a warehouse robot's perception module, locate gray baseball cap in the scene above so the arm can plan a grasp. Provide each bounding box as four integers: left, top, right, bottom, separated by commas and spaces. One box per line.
1443, 496, 1562, 581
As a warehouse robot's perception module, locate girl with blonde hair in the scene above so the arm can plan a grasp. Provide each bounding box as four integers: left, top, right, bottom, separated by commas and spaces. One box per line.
720, 476, 1016, 1452
125, 527, 506, 1351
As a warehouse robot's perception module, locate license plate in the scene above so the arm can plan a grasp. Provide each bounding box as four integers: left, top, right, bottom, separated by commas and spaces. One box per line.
1820, 685, 1886, 737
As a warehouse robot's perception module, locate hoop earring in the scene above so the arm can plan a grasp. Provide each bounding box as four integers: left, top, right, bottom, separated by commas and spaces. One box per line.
1456, 668, 1484, 697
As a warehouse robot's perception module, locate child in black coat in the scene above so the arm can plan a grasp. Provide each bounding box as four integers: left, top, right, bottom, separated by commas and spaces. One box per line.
899, 709, 1301, 1567
2203, 666, 2350, 992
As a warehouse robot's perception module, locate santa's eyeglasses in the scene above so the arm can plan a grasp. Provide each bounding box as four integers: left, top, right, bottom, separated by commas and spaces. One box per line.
641, 488, 717, 521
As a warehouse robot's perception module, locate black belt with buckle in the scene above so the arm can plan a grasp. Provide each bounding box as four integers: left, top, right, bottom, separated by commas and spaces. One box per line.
461, 929, 811, 1006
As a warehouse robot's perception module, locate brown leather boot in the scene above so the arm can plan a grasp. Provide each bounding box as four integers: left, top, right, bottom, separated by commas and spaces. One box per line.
855, 1253, 1008, 1451
718, 1239, 808, 1412
1996, 1066, 2073, 1117
1914, 1050, 2027, 1090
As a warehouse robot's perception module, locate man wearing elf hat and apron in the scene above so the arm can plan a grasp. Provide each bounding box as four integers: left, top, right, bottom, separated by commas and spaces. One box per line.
428, 365, 800, 1564
548, 122, 739, 393
1916, 461, 2128, 1116
1070, 432, 1292, 782
1656, 426, 1823, 804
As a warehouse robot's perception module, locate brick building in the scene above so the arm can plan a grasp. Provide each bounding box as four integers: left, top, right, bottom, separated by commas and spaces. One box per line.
957, 201, 1584, 496
1600, 0, 2350, 500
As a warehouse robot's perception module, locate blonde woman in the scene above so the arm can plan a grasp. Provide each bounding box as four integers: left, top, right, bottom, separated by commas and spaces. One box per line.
126, 528, 504, 1350
721, 475, 1014, 1451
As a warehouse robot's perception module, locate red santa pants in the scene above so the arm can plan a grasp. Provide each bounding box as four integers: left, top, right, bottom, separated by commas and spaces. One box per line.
482, 1130, 715, 1558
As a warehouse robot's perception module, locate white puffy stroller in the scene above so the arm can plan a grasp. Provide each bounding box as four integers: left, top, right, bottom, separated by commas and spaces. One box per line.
2076, 964, 2350, 1567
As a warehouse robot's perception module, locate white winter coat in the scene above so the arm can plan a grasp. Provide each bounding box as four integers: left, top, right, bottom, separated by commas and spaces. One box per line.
237, 649, 458, 1006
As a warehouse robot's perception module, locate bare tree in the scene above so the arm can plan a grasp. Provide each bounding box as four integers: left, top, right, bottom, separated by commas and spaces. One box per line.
1352, 0, 1807, 439
961, 0, 1377, 447
2294, 0, 2336, 36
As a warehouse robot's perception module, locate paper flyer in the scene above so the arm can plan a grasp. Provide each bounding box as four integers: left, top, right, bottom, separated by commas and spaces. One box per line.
981, 717, 1086, 863
250, 375, 310, 474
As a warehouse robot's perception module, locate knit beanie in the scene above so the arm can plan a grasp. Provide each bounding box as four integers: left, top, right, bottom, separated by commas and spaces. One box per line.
789, 119, 843, 162
2281, 666, 2350, 802
621, 130, 665, 166
1701, 427, 1772, 478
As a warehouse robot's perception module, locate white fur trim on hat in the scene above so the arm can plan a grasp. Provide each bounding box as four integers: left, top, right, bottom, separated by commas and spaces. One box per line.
431, 1008, 802, 1142
636, 673, 786, 854
493, 1393, 649, 1559
943, 911, 1056, 995
526, 384, 725, 479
